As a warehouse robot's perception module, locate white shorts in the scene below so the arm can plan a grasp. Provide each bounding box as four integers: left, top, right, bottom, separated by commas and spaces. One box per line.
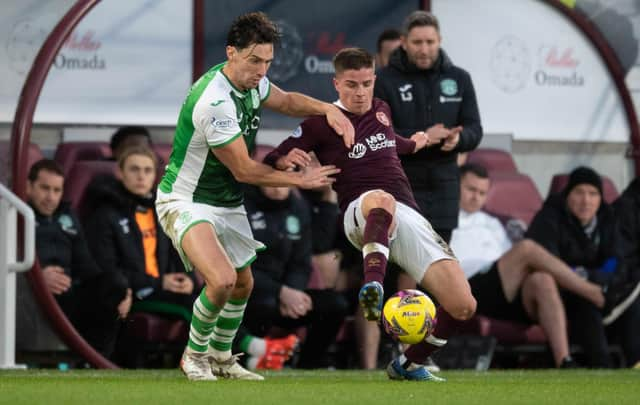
343, 190, 456, 283
156, 190, 265, 271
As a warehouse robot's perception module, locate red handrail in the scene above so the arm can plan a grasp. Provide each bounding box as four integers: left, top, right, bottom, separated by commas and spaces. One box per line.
9, 0, 116, 369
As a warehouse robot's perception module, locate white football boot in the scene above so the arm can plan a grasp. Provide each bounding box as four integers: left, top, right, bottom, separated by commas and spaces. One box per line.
210, 353, 264, 381
180, 348, 217, 381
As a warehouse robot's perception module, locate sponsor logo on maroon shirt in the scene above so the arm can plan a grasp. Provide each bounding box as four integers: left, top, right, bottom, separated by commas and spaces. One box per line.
348, 143, 367, 159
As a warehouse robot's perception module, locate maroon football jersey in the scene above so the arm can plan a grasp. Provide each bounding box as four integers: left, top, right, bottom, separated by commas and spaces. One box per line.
265, 98, 420, 213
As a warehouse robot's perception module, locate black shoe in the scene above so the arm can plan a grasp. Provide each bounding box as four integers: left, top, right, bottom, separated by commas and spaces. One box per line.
602, 281, 640, 326
559, 356, 579, 369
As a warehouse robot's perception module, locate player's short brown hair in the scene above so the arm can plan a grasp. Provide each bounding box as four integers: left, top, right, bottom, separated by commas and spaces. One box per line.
333, 47, 374, 74
226, 12, 281, 50
402, 11, 439, 35
117, 145, 158, 170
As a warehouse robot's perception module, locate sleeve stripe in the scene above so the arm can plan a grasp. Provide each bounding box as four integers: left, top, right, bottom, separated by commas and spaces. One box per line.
209, 131, 243, 148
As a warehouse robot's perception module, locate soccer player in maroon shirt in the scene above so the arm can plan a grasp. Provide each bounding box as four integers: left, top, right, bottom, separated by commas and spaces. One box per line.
265, 48, 476, 381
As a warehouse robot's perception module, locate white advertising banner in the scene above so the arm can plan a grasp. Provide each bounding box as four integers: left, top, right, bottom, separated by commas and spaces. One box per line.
433, 0, 629, 142
0, 0, 192, 126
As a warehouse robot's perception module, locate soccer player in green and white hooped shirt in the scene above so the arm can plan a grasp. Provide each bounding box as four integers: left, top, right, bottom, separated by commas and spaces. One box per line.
156, 12, 354, 381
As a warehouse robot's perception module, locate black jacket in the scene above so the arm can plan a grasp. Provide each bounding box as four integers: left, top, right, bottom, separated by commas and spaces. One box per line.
375, 47, 483, 230
613, 178, 640, 285
244, 187, 312, 299
83, 176, 184, 300
32, 202, 102, 298
526, 193, 624, 287
300, 189, 340, 254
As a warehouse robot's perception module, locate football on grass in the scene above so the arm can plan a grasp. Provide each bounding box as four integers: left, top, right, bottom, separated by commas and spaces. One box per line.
382, 289, 436, 344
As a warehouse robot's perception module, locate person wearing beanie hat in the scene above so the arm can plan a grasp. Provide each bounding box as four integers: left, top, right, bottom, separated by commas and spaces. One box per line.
563, 166, 603, 228
527, 166, 640, 368
564, 166, 603, 197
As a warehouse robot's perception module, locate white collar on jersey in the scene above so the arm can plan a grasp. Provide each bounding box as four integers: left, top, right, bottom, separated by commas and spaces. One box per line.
333, 99, 350, 112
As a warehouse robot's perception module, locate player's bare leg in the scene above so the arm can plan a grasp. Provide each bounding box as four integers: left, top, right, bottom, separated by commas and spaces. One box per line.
388, 259, 476, 381
354, 306, 381, 369
209, 267, 264, 380
498, 239, 604, 308
179, 222, 237, 381
358, 190, 397, 321
521, 273, 572, 367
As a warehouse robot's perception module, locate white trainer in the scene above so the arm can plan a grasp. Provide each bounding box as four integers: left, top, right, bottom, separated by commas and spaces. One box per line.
210, 353, 264, 380
180, 348, 217, 381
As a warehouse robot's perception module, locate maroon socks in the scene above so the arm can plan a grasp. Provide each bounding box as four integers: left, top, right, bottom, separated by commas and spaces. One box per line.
403, 307, 466, 364
362, 208, 393, 284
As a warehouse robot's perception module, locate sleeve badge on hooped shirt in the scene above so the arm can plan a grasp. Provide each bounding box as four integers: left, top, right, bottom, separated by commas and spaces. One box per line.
376, 111, 390, 127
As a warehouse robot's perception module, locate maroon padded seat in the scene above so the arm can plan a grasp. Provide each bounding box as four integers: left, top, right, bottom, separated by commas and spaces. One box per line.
1, 142, 44, 172
484, 172, 543, 226
54, 142, 111, 176
466, 148, 518, 174
27, 143, 44, 170
63, 160, 116, 214
466, 315, 547, 345
1, 142, 43, 184
548, 173, 619, 204
152, 143, 172, 166
126, 312, 188, 343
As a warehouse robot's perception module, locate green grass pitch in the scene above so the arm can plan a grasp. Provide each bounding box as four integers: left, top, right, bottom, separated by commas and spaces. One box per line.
1, 369, 639, 405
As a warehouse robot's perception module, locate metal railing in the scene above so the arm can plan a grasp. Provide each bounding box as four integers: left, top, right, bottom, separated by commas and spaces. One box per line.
0, 183, 35, 369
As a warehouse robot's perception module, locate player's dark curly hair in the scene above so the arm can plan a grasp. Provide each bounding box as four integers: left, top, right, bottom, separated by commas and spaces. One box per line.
333, 47, 374, 74
226, 12, 281, 50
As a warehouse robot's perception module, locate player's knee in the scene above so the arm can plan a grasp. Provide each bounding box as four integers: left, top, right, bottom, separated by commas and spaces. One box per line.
202, 269, 237, 293
368, 190, 396, 212
233, 270, 254, 296
526, 272, 556, 295
514, 239, 538, 258
448, 294, 477, 321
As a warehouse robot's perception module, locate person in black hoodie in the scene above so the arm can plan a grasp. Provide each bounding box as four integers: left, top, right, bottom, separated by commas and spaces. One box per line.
374, 11, 483, 244
84, 146, 197, 321
611, 178, 640, 368
526, 167, 640, 367
26, 159, 130, 357
238, 184, 349, 369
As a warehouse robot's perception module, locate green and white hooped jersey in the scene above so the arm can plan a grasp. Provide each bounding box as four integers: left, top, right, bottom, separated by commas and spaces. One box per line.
159, 62, 271, 207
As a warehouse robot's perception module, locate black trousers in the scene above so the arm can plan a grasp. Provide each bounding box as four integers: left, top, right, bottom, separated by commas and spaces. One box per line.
564, 292, 610, 367
564, 292, 640, 367
239, 288, 349, 369
57, 270, 128, 357
606, 296, 640, 366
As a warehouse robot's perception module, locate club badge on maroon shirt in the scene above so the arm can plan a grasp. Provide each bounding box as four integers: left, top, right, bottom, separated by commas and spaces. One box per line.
376, 111, 390, 127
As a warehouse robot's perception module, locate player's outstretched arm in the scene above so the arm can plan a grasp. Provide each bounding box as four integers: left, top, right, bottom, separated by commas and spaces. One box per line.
263, 83, 354, 148
212, 136, 339, 189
